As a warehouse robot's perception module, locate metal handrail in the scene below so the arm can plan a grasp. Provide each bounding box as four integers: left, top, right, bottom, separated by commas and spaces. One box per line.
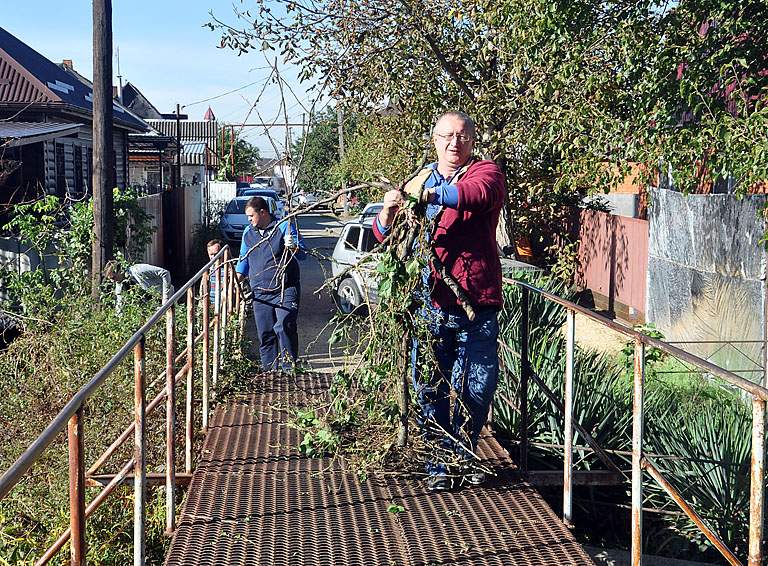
503, 277, 765, 566
508, 279, 768, 401
0, 245, 243, 565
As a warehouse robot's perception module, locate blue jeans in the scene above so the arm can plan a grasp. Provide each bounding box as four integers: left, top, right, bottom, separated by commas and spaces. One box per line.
251, 286, 300, 370
411, 306, 499, 476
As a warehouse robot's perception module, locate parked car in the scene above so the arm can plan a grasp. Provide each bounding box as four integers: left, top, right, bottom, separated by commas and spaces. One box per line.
234, 188, 285, 218
290, 191, 320, 209
218, 195, 280, 248
359, 202, 383, 222
330, 218, 380, 314
250, 176, 273, 190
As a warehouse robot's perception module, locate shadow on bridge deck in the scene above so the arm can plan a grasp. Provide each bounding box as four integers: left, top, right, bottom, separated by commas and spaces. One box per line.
165, 372, 594, 566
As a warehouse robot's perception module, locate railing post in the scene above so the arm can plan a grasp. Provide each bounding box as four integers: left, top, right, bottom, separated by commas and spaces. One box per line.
563, 308, 575, 528
202, 272, 210, 431
68, 406, 86, 566
185, 287, 195, 474
519, 286, 530, 474
220, 248, 229, 353
164, 305, 176, 534
238, 294, 245, 350
234, 273, 241, 344
749, 397, 766, 566
212, 257, 221, 388
227, 250, 235, 317
133, 337, 146, 566
631, 338, 645, 566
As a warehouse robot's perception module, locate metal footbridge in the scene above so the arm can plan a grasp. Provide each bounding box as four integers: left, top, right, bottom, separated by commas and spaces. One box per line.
164, 372, 594, 565
1, 245, 765, 566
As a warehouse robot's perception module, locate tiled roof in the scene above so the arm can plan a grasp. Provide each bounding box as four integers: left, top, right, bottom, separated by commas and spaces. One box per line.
146, 120, 218, 152
0, 26, 148, 132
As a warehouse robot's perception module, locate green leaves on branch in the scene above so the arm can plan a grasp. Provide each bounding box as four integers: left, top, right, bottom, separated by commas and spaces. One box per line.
212, 0, 768, 260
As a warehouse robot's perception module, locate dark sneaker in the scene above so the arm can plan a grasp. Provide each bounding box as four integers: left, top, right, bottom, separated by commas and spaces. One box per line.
426, 474, 452, 492
463, 471, 486, 486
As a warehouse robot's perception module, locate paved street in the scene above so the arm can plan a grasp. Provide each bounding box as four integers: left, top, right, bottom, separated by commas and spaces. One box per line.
294, 211, 349, 372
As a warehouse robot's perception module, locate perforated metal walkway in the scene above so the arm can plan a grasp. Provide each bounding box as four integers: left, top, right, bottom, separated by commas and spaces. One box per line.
165, 372, 594, 565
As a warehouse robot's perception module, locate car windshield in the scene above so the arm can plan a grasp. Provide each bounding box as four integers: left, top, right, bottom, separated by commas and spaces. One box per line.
361, 204, 383, 218
225, 200, 248, 214
244, 189, 279, 199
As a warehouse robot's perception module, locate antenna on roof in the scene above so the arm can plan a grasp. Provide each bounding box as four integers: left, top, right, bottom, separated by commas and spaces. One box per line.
115, 46, 123, 103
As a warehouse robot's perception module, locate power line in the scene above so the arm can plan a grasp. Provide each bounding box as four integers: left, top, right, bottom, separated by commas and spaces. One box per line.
183, 78, 268, 109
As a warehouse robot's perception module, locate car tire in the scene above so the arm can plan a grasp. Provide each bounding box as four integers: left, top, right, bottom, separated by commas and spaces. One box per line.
335, 278, 365, 315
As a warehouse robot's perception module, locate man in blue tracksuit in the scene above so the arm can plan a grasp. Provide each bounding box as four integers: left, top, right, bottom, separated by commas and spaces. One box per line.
235, 196, 307, 370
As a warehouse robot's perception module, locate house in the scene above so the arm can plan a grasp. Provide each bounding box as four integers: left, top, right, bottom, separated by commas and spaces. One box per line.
0, 26, 149, 216
144, 114, 220, 192
121, 81, 163, 120
121, 83, 220, 200
118, 86, 222, 272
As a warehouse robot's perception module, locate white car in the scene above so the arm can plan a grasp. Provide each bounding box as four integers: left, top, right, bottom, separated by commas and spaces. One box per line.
359, 202, 383, 222
290, 191, 320, 209
330, 219, 380, 314
250, 176, 273, 189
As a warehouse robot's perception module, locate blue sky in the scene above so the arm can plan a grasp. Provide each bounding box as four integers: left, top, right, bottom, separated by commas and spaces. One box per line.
3, 1, 323, 158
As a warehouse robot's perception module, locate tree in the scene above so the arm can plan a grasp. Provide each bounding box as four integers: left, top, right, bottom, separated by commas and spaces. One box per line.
210, 0, 768, 252
331, 113, 425, 205
290, 107, 348, 195
218, 127, 260, 180
209, 0, 654, 253
637, 0, 768, 193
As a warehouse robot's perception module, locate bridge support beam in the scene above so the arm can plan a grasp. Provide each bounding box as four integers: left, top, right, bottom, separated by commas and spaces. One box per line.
749, 398, 766, 566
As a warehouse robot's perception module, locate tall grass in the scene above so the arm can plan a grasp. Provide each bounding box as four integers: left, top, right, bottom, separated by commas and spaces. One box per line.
0, 288, 169, 564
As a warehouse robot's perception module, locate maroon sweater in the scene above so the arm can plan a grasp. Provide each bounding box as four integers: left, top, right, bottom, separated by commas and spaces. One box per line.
374, 159, 506, 310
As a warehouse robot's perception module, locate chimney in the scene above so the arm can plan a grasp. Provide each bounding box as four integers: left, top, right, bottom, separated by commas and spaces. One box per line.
62, 59, 73, 70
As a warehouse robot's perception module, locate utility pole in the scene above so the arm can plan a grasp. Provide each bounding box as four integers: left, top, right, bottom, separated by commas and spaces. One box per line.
230, 125, 235, 179
336, 106, 347, 215
91, 0, 114, 301
176, 104, 182, 191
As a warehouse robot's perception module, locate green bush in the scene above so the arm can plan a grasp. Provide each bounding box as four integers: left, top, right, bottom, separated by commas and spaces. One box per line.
0, 192, 251, 564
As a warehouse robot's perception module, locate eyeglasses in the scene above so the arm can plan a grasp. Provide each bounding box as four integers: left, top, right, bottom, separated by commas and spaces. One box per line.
434, 133, 474, 143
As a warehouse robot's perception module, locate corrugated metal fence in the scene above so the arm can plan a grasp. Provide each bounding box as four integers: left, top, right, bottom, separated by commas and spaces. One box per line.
576, 209, 649, 322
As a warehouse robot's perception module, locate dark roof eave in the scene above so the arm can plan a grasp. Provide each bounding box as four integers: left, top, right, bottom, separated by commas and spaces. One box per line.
0, 102, 150, 133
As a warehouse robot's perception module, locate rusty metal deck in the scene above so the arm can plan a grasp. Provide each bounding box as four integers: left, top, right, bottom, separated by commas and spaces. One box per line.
165, 372, 595, 565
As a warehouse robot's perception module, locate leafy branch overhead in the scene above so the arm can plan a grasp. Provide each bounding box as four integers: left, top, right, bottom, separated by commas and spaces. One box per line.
211, 0, 767, 246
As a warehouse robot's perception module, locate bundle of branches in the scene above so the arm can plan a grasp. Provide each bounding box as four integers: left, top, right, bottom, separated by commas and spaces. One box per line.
295, 170, 479, 478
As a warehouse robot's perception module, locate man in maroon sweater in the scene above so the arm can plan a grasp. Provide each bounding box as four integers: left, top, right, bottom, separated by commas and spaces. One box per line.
373, 111, 506, 491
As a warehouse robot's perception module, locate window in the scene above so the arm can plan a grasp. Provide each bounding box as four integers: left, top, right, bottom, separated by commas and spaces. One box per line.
361, 227, 377, 252
55, 143, 66, 196
74, 145, 83, 196
344, 226, 361, 250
